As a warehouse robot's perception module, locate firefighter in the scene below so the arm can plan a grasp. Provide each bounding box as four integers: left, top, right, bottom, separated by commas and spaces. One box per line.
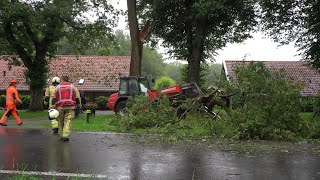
52, 76, 81, 142
44, 76, 60, 134
0, 80, 23, 126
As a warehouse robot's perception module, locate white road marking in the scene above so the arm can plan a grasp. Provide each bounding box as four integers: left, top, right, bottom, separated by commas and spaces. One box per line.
0, 170, 108, 178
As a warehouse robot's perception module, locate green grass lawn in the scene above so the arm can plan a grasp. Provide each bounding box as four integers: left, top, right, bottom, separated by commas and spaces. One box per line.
72, 114, 123, 132
18, 110, 48, 118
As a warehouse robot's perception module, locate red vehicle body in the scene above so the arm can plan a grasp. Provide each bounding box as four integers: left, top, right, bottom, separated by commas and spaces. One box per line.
107, 76, 158, 115
107, 76, 206, 116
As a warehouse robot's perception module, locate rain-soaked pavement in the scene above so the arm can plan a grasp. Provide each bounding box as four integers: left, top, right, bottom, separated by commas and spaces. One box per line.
0, 126, 320, 179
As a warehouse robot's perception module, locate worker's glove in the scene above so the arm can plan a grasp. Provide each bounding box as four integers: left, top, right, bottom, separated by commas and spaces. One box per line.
16, 99, 23, 104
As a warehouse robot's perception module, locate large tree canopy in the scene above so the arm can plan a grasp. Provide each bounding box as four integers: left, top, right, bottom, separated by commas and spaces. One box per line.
0, 0, 118, 110
139, 0, 257, 83
259, 0, 320, 70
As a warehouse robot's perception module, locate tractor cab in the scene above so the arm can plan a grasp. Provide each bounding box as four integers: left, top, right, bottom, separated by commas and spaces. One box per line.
107, 76, 153, 116
119, 76, 151, 96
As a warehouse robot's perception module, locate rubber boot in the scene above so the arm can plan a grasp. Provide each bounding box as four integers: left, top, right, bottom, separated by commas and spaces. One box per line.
0, 116, 8, 126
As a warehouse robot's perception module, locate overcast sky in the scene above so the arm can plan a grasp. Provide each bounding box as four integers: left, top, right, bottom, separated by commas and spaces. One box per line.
113, 0, 302, 64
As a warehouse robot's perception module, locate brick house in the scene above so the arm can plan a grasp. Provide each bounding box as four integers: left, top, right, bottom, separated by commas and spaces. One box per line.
0, 55, 130, 99
221, 60, 320, 96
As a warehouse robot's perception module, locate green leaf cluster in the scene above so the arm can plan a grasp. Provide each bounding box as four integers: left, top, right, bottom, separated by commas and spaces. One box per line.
213, 62, 308, 140
95, 96, 109, 110
153, 76, 176, 90
258, 0, 320, 70
115, 95, 177, 130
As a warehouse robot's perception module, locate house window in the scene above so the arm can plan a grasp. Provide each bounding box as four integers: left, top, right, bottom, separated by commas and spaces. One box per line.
79, 79, 85, 85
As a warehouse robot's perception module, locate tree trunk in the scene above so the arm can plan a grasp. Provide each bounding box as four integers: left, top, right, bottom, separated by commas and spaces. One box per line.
187, 18, 207, 84
187, 56, 201, 83
27, 56, 48, 111
29, 86, 44, 110
127, 0, 143, 76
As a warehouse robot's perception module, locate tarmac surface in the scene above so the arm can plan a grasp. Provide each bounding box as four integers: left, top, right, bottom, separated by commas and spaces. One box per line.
0, 111, 319, 179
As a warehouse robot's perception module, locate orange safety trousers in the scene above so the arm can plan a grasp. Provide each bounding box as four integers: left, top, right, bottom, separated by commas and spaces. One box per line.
1, 85, 22, 125
0, 104, 22, 125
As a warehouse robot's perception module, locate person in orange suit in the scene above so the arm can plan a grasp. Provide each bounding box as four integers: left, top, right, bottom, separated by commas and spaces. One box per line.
0, 80, 23, 126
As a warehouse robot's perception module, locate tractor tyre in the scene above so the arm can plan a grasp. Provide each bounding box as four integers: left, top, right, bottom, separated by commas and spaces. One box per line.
115, 101, 128, 116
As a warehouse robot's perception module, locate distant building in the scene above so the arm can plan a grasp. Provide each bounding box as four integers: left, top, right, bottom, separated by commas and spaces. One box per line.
0, 55, 130, 99
221, 60, 320, 96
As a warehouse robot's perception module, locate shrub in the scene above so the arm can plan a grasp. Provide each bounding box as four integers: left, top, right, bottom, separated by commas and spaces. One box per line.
153, 76, 176, 90
0, 95, 5, 108
313, 94, 320, 116
308, 115, 320, 138
115, 95, 178, 130
300, 96, 314, 112
16, 95, 31, 109
95, 96, 109, 110
213, 62, 308, 140
84, 102, 98, 110
1, 95, 30, 109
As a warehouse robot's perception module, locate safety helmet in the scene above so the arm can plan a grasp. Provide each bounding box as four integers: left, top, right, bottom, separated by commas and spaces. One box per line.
11, 79, 17, 83
48, 109, 59, 119
52, 76, 60, 85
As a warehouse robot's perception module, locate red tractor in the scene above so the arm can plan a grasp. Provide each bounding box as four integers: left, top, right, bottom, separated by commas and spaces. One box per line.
107, 76, 228, 119
107, 76, 181, 116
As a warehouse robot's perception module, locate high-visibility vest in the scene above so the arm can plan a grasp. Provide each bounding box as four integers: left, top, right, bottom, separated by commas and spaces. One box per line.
6, 85, 18, 105
55, 82, 76, 107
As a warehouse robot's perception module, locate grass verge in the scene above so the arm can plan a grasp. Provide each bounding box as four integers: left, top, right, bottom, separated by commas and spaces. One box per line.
17, 110, 48, 119
72, 114, 123, 132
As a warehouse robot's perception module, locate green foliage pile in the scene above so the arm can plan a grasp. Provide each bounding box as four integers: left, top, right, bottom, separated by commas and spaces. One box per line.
95, 96, 109, 110
308, 94, 320, 138
213, 62, 308, 140
313, 94, 320, 117
153, 76, 176, 90
114, 95, 178, 130
300, 96, 314, 112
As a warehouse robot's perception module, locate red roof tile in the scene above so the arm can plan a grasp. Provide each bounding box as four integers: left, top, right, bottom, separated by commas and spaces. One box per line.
223, 60, 320, 96
0, 55, 130, 92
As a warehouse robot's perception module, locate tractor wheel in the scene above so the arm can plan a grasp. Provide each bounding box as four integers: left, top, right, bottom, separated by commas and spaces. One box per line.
115, 101, 128, 116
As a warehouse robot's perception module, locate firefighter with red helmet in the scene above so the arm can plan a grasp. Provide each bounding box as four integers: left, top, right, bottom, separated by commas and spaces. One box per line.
52, 76, 81, 142
0, 80, 23, 126
44, 76, 60, 134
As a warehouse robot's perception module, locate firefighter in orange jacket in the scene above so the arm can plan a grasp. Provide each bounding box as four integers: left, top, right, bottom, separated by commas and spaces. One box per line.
0, 80, 23, 126
52, 76, 81, 142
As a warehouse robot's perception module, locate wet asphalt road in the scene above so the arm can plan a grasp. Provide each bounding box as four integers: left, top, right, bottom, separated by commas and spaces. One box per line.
0, 127, 320, 179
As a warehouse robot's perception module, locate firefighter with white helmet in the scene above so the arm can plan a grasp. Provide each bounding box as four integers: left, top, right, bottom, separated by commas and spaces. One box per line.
44, 76, 60, 134
52, 75, 81, 142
